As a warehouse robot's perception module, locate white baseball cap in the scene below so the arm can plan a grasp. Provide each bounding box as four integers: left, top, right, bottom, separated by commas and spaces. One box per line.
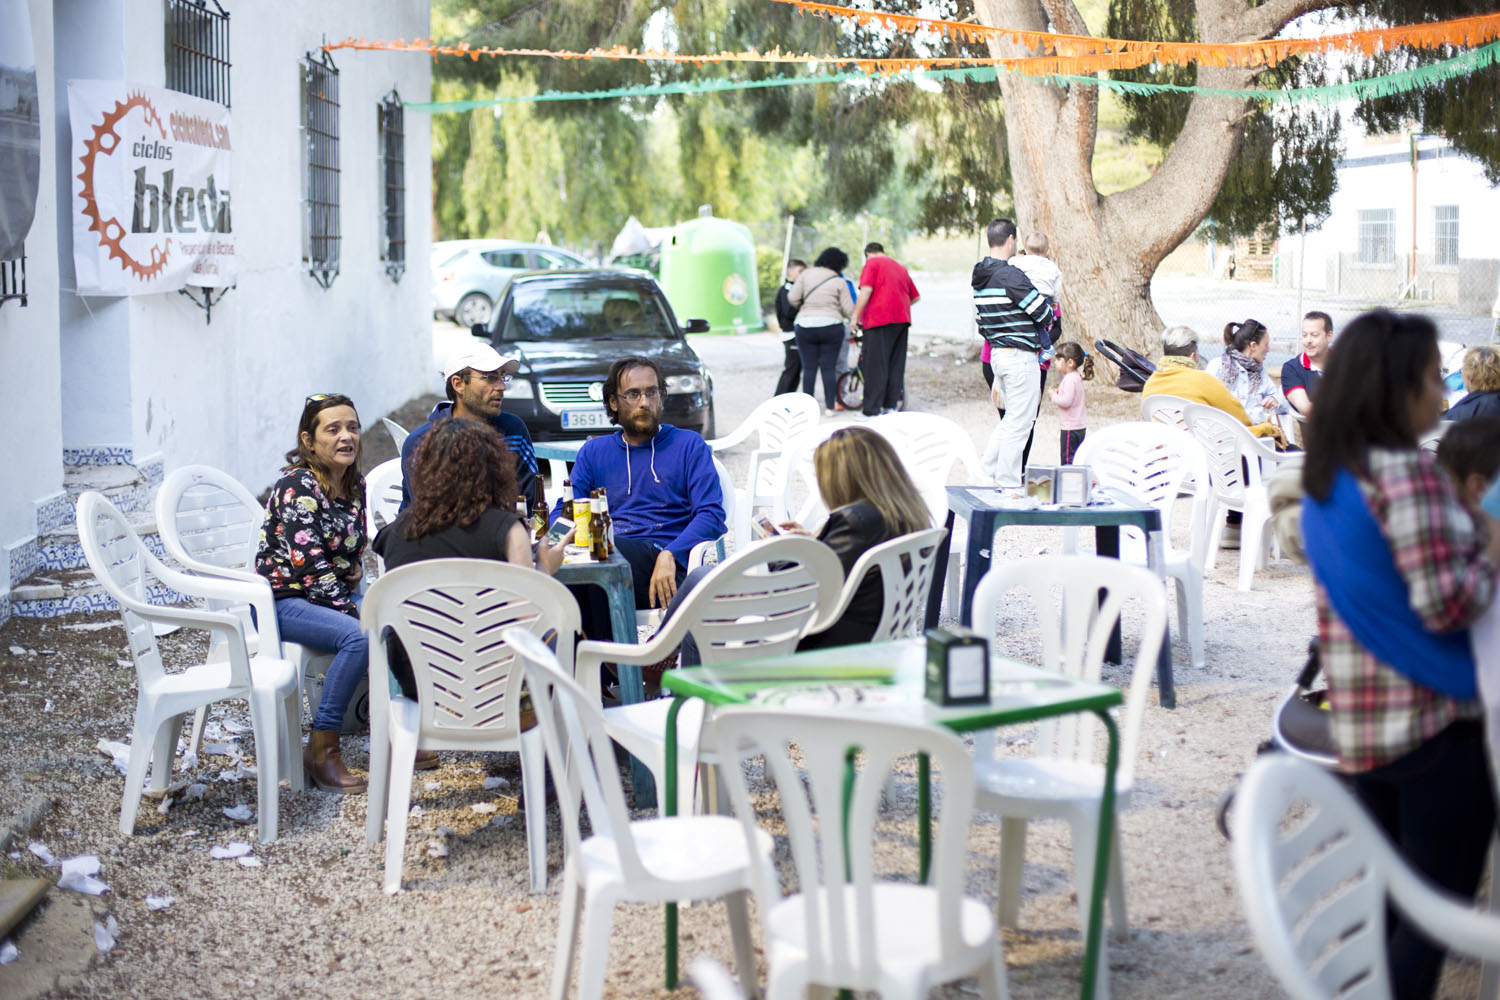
442, 343, 520, 381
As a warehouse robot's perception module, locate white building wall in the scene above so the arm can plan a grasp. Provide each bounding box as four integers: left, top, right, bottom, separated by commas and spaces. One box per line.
1283, 129, 1500, 309
52, 0, 432, 494
0, 0, 65, 600
3, 0, 431, 619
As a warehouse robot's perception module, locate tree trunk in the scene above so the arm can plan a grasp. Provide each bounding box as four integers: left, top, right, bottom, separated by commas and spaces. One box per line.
978, 0, 1267, 356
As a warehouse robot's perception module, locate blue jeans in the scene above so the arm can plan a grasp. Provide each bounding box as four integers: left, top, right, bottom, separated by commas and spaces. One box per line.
274, 597, 367, 732
794, 322, 844, 409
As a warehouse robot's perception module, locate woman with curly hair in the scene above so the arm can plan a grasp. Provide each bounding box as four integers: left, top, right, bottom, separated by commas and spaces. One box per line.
373, 417, 571, 573
255, 393, 370, 792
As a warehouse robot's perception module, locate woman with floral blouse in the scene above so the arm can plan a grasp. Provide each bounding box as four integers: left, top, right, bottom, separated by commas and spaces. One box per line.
255, 393, 371, 792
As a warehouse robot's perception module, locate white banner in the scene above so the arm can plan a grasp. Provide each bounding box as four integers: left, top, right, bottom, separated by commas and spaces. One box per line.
68, 80, 233, 294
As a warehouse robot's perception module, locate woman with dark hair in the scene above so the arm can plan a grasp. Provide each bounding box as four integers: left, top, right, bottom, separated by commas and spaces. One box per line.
1216, 318, 1286, 420
1300, 310, 1500, 999
372, 420, 572, 741
373, 418, 570, 574
255, 394, 370, 792
787, 246, 856, 414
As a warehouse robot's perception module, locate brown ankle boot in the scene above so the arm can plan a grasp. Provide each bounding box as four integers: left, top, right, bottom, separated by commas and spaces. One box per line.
304, 729, 367, 793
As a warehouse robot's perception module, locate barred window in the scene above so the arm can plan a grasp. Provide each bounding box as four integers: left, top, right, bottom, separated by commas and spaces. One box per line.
378, 91, 405, 282
0, 247, 25, 309
1434, 205, 1459, 267
301, 52, 340, 289
1356, 208, 1395, 265
164, 0, 230, 106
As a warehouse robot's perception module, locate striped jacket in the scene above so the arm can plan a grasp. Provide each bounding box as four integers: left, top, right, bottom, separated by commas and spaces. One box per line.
972, 256, 1051, 351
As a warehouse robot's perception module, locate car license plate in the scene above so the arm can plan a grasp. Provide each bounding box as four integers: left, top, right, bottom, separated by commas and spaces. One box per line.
561, 410, 612, 430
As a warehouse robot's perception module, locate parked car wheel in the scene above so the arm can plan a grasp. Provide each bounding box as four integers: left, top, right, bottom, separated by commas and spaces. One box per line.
454, 292, 493, 329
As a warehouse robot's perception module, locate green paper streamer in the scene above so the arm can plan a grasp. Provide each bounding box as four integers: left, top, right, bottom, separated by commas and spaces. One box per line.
403, 39, 1500, 112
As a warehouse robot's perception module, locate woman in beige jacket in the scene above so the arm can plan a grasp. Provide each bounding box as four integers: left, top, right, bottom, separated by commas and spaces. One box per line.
788, 246, 856, 413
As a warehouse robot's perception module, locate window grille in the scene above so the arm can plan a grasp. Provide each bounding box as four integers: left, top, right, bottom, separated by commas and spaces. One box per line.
378, 91, 405, 282
1356, 208, 1395, 265
1434, 205, 1459, 267
301, 51, 340, 289
0, 247, 26, 309
164, 0, 230, 106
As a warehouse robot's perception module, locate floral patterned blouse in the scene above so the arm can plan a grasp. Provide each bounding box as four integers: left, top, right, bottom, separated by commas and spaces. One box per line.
254, 468, 367, 615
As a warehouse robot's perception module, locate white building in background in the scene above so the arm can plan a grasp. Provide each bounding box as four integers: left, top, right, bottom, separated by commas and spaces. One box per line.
0, 0, 432, 624
1279, 128, 1500, 314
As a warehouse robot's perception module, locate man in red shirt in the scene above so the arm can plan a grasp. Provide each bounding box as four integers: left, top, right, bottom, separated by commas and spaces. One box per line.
850, 242, 920, 417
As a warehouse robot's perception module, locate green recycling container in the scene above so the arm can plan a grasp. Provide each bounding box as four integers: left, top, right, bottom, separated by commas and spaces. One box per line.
658, 214, 763, 334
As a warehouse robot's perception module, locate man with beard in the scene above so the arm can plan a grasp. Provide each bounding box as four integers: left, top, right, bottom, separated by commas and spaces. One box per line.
554, 356, 725, 611
399, 344, 539, 511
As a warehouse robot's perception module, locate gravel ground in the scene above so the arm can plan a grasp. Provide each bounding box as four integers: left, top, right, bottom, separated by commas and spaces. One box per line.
0, 335, 1488, 999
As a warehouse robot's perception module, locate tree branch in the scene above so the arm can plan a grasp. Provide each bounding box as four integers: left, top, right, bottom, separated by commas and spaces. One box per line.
1240, 0, 1334, 41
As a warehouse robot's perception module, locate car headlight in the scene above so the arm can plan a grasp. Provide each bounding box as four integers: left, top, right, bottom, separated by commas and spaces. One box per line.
506, 378, 534, 399
664, 374, 707, 395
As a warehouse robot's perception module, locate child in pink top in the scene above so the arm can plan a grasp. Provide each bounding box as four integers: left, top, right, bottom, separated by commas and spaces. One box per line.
1050, 342, 1093, 463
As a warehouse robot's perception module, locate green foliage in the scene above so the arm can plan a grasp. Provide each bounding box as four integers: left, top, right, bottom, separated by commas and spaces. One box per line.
1351, 0, 1500, 184
755, 245, 787, 306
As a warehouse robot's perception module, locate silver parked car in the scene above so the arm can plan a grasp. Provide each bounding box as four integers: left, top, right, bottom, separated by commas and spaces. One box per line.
431, 239, 591, 327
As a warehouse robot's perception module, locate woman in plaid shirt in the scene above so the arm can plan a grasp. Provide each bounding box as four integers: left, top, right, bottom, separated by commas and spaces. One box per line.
1301, 311, 1500, 1000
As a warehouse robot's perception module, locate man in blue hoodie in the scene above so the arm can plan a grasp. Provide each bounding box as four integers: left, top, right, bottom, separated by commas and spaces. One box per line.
556, 356, 725, 610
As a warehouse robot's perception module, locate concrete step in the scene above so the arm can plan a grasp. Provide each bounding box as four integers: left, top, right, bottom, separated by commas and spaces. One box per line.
35, 506, 161, 573
64, 463, 154, 514
10, 564, 187, 619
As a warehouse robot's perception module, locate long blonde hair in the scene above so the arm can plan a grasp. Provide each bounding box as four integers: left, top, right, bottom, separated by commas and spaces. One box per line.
813, 426, 930, 534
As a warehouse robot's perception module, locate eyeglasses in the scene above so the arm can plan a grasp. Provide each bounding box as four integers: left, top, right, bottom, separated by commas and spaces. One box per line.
468, 371, 513, 385
615, 387, 662, 403
304, 393, 343, 406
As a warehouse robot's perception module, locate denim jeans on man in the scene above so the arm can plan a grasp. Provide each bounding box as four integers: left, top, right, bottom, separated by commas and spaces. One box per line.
274, 596, 367, 732
981, 346, 1042, 487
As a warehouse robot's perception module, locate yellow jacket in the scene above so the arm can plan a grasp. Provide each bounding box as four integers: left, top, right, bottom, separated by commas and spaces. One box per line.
1143, 358, 1279, 437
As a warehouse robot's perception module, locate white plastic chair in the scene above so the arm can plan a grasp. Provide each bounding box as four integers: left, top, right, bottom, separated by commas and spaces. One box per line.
689, 959, 748, 1000
361, 559, 579, 894
575, 535, 844, 816
76, 491, 301, 845
1140, 393, 1191, 430
715, 708, 1006, 1000
1231, 754, 1500, 1000
706, 392, 821, 549
364, 457, 405, 542
867, 412, 984, 616
1072, 423, 1212, 668
1182, 403, 1301, 591
154, 464, 335, 735
969, 555, 1167, 949
504, 629, 769, 1000
770, 423, 846, 528
809, 527, 948, 642
381, 416, 410, 451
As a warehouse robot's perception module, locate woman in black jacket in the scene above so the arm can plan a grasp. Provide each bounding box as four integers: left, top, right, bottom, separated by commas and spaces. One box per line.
782, 425, 932, 648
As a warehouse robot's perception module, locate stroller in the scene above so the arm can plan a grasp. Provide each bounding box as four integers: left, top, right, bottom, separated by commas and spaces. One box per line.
1216, 639, 1335, 839
1093, 338, 1157, 393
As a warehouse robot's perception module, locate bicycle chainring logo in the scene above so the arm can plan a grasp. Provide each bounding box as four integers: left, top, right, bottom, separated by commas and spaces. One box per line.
76, 92, 172, 282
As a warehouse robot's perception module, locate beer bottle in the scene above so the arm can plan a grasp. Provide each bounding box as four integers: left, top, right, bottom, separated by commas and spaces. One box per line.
530, 494, 549, 541
561, 479, 574, 521
590, 496, 607, 560
588, 488, 606, 560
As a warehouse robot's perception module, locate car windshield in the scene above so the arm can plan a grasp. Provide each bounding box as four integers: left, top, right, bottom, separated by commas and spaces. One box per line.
501, 282, 676, 341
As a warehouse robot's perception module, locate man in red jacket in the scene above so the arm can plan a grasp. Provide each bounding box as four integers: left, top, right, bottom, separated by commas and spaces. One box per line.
850, 242, 920, 417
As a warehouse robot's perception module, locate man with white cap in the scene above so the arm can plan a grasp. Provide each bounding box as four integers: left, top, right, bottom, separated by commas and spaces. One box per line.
398, 344, 540, 511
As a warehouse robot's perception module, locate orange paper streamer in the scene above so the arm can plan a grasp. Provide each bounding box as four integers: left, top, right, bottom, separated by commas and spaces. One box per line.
325, 5, 1500, 80
770, 0, 1500, 72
